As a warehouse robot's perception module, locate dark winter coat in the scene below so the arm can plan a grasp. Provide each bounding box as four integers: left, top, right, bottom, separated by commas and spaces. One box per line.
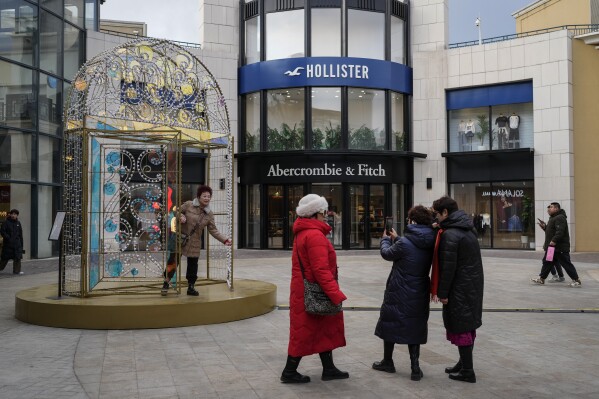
1, 218, 24, 261
437, 210, 484, 334
375, 224, 436, 344
288, 217, 347, 357
543, 209, 570, 252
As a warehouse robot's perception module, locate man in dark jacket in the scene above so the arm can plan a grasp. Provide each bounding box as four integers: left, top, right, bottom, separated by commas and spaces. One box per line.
0, 209, 24, 275
432, 196, 484, 384
531, 202, 581, 287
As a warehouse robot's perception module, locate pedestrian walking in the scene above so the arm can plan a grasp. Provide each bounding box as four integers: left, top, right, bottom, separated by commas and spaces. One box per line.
281, 194, 348, 384
373, 205, 435, 381
431, 196, 484, 383
531, 202, 582, 287
0, 209, 24, 275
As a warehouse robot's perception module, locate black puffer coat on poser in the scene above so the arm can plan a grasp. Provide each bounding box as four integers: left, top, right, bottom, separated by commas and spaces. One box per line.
437, 210, 484, 334
375, 224, 436, 344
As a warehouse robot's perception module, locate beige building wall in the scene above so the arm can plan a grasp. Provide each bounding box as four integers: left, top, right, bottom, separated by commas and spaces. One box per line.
513, 0, 591, 33
571, 39, 599, 251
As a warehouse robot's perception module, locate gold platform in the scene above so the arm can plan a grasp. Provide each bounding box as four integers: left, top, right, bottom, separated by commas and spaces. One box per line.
15, 279, 277, 329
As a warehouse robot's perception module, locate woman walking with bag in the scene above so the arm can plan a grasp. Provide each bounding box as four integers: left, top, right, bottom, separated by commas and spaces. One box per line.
281, 194, 348, 383
372, 205, 435, 381
162, 185, 231, 296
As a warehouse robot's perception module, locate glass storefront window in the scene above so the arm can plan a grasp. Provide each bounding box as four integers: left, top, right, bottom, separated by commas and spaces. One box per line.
286, 185, 304, 248
266, 10, 304, 60
312, 184, 342, 249
245, 16, 260, 64
369, 185, 385, 247
348, 88, 385, 150
40, 0, 62, 15
244, 92, 260, 152
64, 0, 84, 28
311, 8, 340, 56
267, 185, 284, 248
40, 10, 63, 76
39, 73, 62, 135
448, 107, 488, 152
391, 92, 405, 150
245, 184, 260, 248
0, 1, 37, 66
266, 88, 305, 151
390, 15, 405, 64
64, 23, 84, 80
84, 0, 97, 31
38, 135, 61, 183
0, 129, 33, 181
491, 103, 533, 150
348, 9, 384, 60
451, 181, 535, 249
0, 60, 36, 130
38, 185, 60, 257
391, 184, 405, 234
349, 185, 365, 248
0, 183, 30, 257
311, 88, 341, 150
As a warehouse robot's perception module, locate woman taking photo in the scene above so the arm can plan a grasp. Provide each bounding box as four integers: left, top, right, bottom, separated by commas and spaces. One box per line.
372, 205, 435, 381
281, 194, 348, 384
163, 185, 231, 296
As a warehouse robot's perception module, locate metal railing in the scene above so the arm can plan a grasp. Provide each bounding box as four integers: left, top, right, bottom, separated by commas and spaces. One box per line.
99, 29, 202, 49
449, 24, 599, 49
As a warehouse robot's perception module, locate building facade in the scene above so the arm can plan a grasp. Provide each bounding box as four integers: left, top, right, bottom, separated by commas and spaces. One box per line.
0, 0, 99, 258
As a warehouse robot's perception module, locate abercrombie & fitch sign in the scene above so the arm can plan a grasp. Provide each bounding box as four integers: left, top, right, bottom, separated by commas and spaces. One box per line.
267, 163, 385, 177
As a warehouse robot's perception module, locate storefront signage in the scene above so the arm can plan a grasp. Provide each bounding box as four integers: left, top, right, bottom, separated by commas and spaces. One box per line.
481, 189, 526, 198
267, 163, 385, 178
239, 57, 412, 95
237, 154, 415, 184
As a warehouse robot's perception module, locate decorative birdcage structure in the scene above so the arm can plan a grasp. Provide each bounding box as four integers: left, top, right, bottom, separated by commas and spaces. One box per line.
62, 38, 233, 297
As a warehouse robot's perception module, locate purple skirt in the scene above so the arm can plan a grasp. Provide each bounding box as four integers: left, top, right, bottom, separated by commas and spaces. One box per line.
446, 330, 476, 346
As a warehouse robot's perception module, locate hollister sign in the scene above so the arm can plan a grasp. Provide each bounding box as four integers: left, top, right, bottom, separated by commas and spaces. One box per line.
237, 154, 415, 184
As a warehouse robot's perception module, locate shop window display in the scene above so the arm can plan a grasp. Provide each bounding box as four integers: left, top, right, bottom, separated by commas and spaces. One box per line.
451, 182, 535, 249
448, 103, 533, 152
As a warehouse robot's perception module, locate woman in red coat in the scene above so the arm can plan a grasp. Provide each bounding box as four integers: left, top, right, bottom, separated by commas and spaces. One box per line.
281, 194, 349, 384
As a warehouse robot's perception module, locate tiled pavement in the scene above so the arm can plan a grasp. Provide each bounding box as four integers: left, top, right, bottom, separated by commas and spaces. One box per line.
0, 250, 598, 399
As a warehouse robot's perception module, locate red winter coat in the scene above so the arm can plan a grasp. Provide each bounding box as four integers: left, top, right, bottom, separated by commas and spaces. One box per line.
287, 217, 347, 357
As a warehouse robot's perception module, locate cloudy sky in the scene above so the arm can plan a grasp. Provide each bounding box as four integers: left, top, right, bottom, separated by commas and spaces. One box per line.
100, 0, 534, 45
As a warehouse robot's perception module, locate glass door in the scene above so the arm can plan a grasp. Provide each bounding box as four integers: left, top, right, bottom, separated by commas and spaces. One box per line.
267, 185, 284, 248
311, 183, 343, 249
349, 185, 365, 248
287, 185, 305, 248
369, 185, 385, 247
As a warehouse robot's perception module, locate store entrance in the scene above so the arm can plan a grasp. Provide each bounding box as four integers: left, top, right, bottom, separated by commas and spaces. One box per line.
267, 185, 304, 249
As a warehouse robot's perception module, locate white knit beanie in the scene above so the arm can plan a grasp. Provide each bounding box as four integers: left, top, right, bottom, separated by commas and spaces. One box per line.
296, 194, 328, 218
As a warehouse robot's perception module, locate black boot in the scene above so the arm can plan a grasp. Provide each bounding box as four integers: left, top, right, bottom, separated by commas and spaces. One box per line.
444, 360, 462, 374
187, 284, 199, 296
161, 281, 170, 296
408, 344, 423, 381
280, 356, 310, 383
320, 351, 349, 381
449, 345, 476, 383
373, 341, 396, 373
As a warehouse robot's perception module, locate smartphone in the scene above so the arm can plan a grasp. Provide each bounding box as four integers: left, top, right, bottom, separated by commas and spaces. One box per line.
385, 217, 394, 233
537, 218, 544, 223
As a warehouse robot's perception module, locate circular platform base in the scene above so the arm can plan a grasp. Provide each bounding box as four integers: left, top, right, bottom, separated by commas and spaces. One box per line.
15, 279, 277, 329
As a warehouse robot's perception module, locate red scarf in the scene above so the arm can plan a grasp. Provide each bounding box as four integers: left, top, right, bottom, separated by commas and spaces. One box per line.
430, 228, 444, 296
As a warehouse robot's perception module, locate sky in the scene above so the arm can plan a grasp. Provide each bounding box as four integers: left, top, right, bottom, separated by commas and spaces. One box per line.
100, 0, 535, 45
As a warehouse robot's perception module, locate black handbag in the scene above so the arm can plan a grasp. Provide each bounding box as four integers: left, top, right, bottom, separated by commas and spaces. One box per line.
295, 241, 342, 316
179, 220, 201, 247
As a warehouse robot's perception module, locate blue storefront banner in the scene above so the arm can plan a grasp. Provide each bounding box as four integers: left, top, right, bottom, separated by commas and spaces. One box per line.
238, 57, 413, 94
446, 81, 533, 110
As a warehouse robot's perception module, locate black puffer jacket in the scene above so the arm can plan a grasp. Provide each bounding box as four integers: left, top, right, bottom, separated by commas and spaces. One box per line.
1, 218, 24, 261
543, 209, 570, 252
375, 224, 436, 344
437, 210, 484, 334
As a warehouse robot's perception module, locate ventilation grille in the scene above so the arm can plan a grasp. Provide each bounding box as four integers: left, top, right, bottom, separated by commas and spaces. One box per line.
244, 0, 259, 19
391, 0, 408, 19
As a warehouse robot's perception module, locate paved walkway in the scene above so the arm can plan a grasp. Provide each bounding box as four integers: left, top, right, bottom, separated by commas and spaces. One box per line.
0, 250, 598, 398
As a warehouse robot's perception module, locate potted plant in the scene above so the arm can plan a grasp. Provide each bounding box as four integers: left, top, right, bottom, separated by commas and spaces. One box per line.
475, 114, 489, 150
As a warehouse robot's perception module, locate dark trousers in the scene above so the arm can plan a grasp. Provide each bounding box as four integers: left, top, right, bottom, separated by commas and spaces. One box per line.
186, 256, 199, 285
0, 258, 21, 274
550, 262, 564, 277
540, 250, 579, 280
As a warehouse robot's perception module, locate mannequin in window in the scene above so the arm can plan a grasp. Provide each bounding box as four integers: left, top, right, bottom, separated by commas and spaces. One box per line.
458, 120, 466, 150
495, 113, 509, 149
464, 119, 475, 150
508, 112, 520, 148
